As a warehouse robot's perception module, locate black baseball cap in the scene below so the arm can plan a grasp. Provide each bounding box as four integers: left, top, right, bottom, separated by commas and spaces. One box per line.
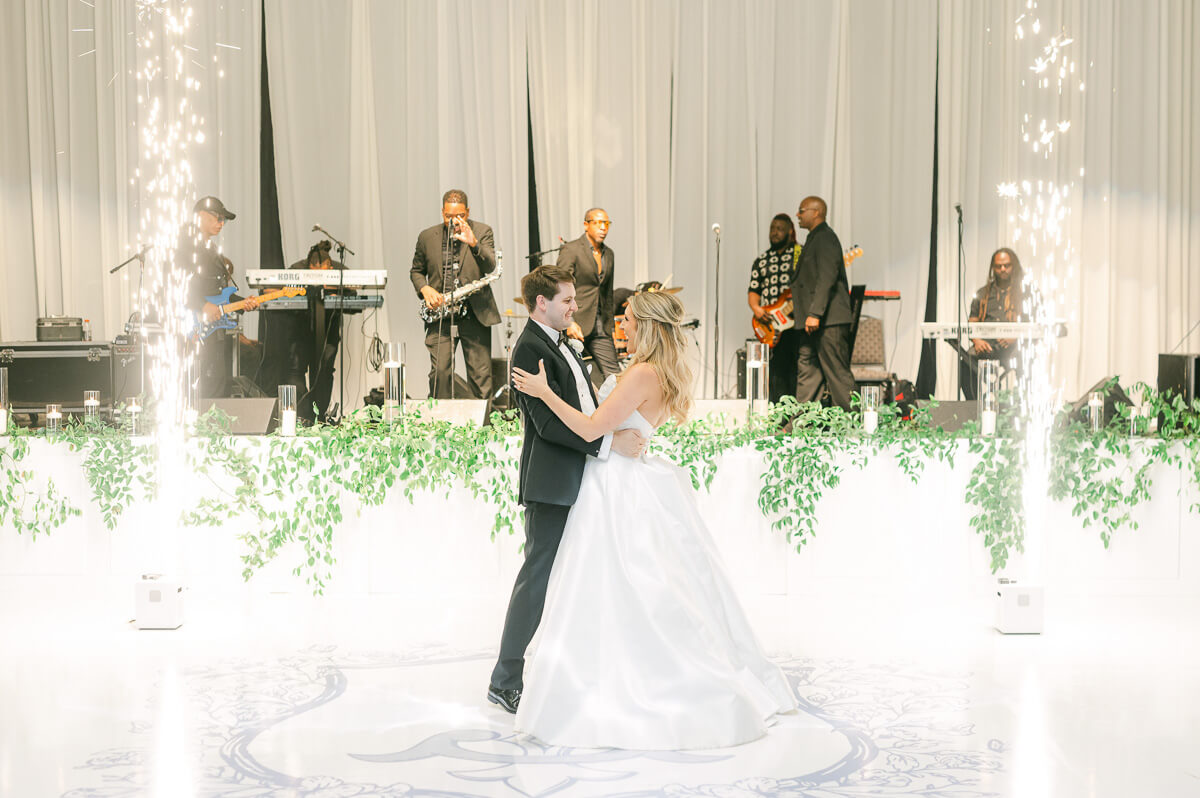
193, 196, 236, 220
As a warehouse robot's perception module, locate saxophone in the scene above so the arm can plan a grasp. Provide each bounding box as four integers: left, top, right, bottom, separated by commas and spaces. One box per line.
418, 250, 504, 323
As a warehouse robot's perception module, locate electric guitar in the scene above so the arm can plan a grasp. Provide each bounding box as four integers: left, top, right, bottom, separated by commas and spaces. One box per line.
194, 285, 306, 339
751, 246, 863, 348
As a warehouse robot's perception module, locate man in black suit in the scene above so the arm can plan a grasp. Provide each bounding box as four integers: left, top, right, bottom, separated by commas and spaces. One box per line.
410, 189, 500, 399
554, 208, 619, 387
486, 264, 646, 714
792, 196, 855, 410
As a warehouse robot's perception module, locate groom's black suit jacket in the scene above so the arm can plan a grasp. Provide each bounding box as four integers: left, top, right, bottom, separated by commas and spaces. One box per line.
513, 320, 602, 506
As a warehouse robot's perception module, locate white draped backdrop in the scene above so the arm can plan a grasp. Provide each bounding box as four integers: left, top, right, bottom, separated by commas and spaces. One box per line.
1, 0, 1197, 404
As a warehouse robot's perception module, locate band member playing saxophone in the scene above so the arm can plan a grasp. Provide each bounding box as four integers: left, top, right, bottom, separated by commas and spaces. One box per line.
410, 189, 500, 399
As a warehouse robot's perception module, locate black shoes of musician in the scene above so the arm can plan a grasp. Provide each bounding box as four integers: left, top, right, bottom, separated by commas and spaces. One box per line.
487, 685, 521, 714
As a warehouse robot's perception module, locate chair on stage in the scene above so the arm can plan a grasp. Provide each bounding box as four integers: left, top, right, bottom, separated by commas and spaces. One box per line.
851, 315, 891, 394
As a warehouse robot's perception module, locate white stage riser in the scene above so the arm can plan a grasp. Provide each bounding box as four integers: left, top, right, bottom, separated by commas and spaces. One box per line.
3, 442, 1199, 604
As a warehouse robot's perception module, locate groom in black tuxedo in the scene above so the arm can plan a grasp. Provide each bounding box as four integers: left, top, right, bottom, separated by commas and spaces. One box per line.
487, 264, 646, 713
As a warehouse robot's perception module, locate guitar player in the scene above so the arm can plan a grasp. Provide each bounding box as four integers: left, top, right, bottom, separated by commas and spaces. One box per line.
747, 213, 801, 403
410, 189, 500, 400
182, 196, 260, 399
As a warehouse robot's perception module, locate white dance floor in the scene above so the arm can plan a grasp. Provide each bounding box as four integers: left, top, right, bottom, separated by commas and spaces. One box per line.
3, 439, 1200, 796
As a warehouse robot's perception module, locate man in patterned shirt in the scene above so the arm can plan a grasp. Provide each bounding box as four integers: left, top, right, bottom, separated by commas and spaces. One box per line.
747, 213, 801, 402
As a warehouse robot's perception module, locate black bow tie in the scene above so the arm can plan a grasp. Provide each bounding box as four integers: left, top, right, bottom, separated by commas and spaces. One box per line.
557, 331, 569, 349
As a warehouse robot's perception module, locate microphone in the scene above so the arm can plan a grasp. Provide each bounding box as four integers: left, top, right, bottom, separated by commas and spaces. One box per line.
311, 224, 356, 256
954, 203, 963, 216
711, 223, 721, 237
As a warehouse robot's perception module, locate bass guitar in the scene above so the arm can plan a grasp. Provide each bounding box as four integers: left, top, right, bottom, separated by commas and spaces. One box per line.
751, 246, 863, 348
194, 285, 306, 340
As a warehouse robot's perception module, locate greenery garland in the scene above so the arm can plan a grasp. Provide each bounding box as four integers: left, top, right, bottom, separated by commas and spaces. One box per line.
3, 384, 1199, 593
0, 427, 81, 538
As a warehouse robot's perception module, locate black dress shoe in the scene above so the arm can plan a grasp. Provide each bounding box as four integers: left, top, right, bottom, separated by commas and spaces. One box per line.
487, 685, 521, 714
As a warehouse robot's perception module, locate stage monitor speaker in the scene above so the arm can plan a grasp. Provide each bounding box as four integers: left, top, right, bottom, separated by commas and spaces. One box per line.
229, 375, 268, 398
199, 397, 278, 434
1068, 377, 1131, 425
918, 400, 978, 432
1158, 353, 1199, 404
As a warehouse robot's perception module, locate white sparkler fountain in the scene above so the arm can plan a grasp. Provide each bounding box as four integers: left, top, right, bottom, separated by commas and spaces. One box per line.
992, 2, 1085, 635
130, 1, 220, 630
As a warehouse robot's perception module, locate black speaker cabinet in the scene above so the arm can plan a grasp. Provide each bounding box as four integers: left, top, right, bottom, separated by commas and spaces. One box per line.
0, 341, 112, 411
735, 346, 748, 399
1158, 354, 1199, 403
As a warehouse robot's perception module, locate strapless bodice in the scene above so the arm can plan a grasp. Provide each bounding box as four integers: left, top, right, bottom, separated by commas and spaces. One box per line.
597, 374, 657, 438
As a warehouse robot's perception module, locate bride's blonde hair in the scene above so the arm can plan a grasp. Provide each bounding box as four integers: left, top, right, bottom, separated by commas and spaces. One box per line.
625, 291, 693, 423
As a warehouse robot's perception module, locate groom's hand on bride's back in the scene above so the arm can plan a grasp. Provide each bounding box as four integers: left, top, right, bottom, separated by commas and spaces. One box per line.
612, 429, 647, 458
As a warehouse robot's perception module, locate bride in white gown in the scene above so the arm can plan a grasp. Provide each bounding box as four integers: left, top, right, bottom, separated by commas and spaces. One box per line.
509, 291, 796, 750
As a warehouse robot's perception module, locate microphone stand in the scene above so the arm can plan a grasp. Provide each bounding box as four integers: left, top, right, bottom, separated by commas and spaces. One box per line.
525, 242, 564, 267
955, 204, 965, 400
312, 225, 355, 423
442, 222, 462, 400
110, 245, 150, 403
712, 227, 722, 399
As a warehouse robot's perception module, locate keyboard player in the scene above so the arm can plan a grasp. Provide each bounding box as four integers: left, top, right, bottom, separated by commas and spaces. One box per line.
261, 239, 353, 423
961, 247, 1027, 400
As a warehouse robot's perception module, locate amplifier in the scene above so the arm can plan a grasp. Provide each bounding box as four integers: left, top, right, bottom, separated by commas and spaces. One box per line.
1158, 353, 1199, 404
0, 341, 112, 411
36, 316, 84, 342
111, 335, 143, 402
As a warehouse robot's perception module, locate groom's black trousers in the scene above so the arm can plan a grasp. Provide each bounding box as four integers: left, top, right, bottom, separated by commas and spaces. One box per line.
490, 500, 572, 691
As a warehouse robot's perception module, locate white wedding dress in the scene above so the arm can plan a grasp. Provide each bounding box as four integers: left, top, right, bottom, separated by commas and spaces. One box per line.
514, 375, 796, 750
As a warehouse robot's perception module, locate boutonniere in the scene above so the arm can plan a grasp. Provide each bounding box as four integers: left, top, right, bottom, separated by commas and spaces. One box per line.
568, 338, 584, 355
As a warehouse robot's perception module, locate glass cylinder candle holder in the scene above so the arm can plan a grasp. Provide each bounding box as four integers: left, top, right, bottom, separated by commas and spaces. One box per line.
745, 341, 770, 416
383, 342, 405, 424
278, 384, 297, 437
46, 403, 63, 434
126, 398, 142, 436
0, 367, 8, 435
83, 390, 100, 425
860, 385, 881, 434
1129, 405, 1149, 437
1088, 391, 1105, 433
977, 360, 1000, 436
185, 360, 200, 427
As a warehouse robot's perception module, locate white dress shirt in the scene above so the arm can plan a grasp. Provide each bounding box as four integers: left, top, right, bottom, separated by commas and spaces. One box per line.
533, 319, 612, 459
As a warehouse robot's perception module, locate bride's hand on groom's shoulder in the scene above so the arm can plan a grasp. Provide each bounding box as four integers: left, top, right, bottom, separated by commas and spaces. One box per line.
512, 360, 551, 399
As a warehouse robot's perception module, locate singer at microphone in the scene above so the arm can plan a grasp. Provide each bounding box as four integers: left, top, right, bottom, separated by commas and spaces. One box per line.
410, 188, 501, 400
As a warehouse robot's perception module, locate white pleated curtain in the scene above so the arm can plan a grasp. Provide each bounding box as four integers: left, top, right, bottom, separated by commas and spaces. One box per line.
264, 0, 529, 404
528, 0, 935, 397
0, 0, 261, 344
936, 0, 1200, 400
4, 0, 1199, 408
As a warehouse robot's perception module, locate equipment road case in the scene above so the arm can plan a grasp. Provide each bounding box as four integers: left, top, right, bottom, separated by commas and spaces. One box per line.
0, 341, 113, 413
